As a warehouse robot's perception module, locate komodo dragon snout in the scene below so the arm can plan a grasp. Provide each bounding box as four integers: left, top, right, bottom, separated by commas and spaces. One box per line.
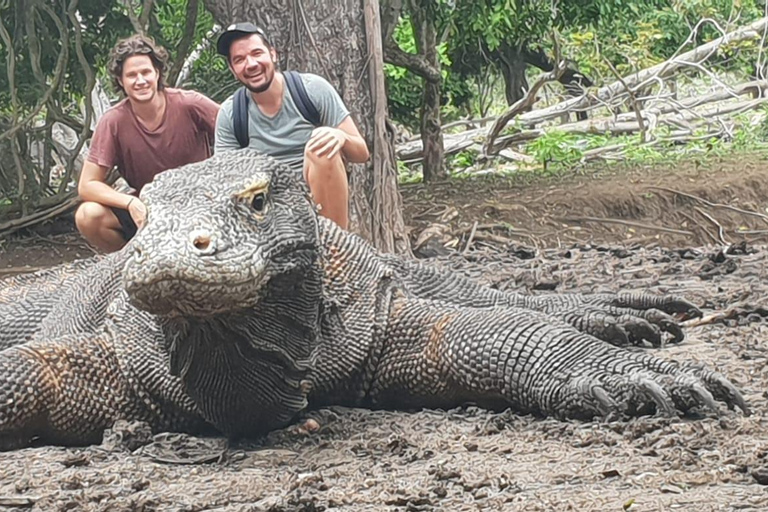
123, 151, 319, 319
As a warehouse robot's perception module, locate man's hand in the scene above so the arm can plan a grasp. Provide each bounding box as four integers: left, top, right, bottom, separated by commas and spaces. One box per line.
127, 197, 148, 228
306, 127, 348, 159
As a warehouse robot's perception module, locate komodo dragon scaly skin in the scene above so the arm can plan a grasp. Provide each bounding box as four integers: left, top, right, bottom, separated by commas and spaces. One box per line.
0, 152, 748, 449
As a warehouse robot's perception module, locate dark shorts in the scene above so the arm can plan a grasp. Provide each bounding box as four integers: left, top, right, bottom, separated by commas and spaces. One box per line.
110, 207, 138, 241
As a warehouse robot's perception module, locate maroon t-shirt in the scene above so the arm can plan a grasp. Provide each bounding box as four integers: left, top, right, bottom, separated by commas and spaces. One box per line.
87, 88, 219, 192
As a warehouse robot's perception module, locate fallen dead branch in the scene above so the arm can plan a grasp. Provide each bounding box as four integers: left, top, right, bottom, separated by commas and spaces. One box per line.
683, 302, 768, 328
514, 17, 768, 129
0, 266, 45, 276
455, 222, 533, 235
694, 207, 729, 245
484, 96, 768, 154
483, 60, 566, 156
0, 191, 79, 238
463, 221, 478, 255
0, 495, 39, 507
395, 18, 768, 166
647, 185, 768, 225
679, 211, 720, 245
555, 216, 695, 236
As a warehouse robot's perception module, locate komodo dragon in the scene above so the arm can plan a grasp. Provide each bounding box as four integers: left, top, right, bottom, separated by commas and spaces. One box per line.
0, 151, 748, 449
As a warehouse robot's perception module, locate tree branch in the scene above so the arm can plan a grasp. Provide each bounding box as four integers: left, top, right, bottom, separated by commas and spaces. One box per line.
167, 0, 199, 85
138, 0, 155, 33
383, 39, 441, 83
482, 59, 566, 156
0, 4, 69, 144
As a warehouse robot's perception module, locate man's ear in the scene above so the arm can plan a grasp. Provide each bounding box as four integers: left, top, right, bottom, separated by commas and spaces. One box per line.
270, 48, 278, 63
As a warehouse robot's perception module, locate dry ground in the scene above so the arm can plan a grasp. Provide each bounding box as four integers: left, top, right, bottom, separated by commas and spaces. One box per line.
0, 153, 767, 511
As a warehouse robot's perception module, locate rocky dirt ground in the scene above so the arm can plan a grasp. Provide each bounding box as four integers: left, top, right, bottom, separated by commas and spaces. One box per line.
0, 153, 767, 511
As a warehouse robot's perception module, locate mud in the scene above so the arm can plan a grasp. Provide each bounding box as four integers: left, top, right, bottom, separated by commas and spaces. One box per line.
401, 150, 768, 253
1, 154, 767, 511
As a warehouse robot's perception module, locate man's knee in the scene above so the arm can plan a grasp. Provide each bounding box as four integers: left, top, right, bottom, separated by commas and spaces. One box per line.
75, 202, 113, 233
303, 147, 346, 179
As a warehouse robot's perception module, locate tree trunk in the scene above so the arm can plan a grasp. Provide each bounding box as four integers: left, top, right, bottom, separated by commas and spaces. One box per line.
496, 43, 529, 106
419, 80, 443, 181
410, 0, 444, 182
203, 0, 409, 254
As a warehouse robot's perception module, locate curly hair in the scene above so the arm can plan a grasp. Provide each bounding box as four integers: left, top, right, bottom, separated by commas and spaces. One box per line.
108, 34, 169, 95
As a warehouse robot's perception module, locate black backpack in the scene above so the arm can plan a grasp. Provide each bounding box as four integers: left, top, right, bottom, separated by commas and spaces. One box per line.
233, 70, 322, 149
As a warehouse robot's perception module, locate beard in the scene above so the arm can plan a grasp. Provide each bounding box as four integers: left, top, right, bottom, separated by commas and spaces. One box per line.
244, 69, 275, 94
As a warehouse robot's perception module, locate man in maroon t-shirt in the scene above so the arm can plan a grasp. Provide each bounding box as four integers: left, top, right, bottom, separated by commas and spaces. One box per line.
76, 34, 219, 252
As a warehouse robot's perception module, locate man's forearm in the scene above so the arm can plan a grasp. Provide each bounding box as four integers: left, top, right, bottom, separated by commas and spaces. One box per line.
342, 134, 370, 163
79, 181, 134, 209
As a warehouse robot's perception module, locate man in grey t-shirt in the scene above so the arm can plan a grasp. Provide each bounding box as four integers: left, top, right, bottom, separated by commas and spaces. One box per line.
215, 23, 370, 229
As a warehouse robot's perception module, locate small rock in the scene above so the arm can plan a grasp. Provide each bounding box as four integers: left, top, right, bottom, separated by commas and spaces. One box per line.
296, 418, 321, 434
101, 420, 153, 452
752, 467, 768, 485
61, 452, 90, 468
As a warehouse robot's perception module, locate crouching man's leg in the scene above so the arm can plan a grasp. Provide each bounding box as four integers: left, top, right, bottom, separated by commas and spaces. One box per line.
303, 147, 349, 229
75, 202, 132, 253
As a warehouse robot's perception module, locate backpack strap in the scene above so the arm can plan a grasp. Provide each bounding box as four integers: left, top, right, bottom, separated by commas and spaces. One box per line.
233, 86, 250, 149
284, 71, 322, 127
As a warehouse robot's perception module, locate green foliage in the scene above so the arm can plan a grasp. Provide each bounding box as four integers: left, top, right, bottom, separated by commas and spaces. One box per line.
0, 0, 224, 216
0, 0, 129, 115
385, 15, 473, 130
525, 131, 584, 172
560, 0, 764, 81
0, 0, 222, 117
152, 0, 235, 102
447, 150, 477, 169
389, 0, 765, 144
729, 109, 768, 150
755, 108, 768, 141
450, 0, 552, 53
397, 160, 423, 184
621, 142, 668, 164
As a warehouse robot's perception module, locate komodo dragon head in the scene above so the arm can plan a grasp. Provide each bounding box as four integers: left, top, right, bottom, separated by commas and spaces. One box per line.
123, 151, 324, 435
124, 150, 319, 318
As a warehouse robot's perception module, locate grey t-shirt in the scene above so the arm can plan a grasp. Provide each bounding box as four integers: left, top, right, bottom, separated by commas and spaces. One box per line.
215, 72, 350, 172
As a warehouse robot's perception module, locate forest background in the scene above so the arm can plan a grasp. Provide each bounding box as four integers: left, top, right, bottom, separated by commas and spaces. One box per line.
1, 0, 767, 252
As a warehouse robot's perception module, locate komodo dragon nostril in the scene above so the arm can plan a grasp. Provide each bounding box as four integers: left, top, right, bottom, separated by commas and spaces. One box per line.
189, 229, 217, 254
194, 236, 210, 250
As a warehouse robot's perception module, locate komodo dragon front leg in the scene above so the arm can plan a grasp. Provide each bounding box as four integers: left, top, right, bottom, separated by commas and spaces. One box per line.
369, 296, 748, 419
0, 297, 207, 450
386, 257, 701, 348
0, 332, 142, 449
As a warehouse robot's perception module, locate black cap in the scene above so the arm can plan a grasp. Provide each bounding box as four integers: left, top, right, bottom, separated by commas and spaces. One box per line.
216, 22, 268, 57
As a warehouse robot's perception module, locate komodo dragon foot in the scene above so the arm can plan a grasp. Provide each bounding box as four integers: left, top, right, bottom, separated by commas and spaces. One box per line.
531, 291, 702, 348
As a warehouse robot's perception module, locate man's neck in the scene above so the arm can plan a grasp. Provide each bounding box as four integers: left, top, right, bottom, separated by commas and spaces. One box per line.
250, 73, 284, 117
131, 90, 167, 131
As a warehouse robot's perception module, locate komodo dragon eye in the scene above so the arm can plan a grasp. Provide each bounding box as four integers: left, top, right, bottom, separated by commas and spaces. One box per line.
251, 192, 267, 212
234, 180, 269, 216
